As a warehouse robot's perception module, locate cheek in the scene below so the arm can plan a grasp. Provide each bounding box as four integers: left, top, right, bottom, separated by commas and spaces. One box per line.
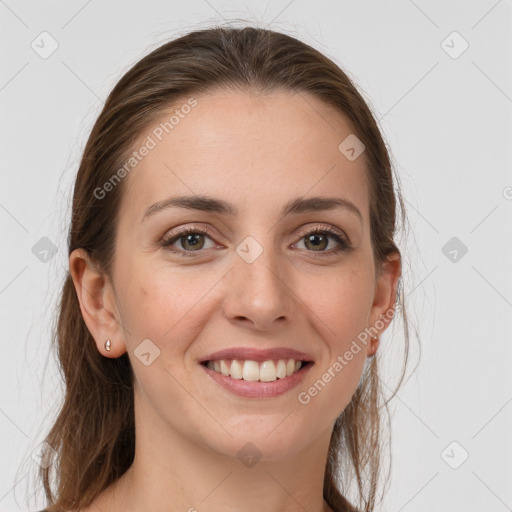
303, 266, 374, 348
116, 258, 217, 353
295, 267, 373, 417
297, 302, 369, 431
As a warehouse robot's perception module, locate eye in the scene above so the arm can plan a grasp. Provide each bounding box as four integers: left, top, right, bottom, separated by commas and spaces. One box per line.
160, 226, 219, 256
294, 225, 351, 254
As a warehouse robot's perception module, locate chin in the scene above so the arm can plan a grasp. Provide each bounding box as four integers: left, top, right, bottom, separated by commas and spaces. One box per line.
199, 418, 312, 462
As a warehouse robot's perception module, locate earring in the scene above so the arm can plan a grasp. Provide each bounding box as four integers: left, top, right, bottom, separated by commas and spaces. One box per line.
105, 339, 112, 352
369, 336, 378, 356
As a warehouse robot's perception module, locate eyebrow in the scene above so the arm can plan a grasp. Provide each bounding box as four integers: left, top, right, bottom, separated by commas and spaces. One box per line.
142, 194, 363, 224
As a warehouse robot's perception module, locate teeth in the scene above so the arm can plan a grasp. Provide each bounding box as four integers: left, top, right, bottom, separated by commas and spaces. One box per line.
276, 359, 287, 379
230, 359, 243, 379
260, 360, 277, 382
220, 360, 230, 376
242, 360, 260, 381
205, 358, 305, 381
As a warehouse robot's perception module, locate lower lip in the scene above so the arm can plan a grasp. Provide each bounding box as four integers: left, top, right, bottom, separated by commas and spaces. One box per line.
200, 362, 314, 398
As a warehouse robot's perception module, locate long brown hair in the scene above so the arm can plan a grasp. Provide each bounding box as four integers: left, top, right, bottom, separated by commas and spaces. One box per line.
37, 24, 414, 512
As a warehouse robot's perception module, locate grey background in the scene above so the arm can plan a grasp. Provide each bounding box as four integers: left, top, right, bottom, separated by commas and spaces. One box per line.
1, 1, 511, 511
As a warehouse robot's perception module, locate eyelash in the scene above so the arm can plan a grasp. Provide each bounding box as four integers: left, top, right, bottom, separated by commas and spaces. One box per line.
159, 224, 351, 258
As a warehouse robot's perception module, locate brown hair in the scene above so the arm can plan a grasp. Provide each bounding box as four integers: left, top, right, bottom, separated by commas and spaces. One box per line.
38, 24, 414, 512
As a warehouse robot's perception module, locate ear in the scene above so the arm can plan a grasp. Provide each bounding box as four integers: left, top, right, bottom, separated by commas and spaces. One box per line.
366, 251, 402, 356
69, 248, 127, 358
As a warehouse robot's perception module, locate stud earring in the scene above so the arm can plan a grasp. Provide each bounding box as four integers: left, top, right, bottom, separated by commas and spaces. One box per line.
105, 339, 112, 352
369, 336, 379, 357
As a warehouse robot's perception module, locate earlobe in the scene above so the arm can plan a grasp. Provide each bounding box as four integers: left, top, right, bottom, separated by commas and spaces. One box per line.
367, 251, 402, 356
69, 248, 127, 357
367, 335, 379, 357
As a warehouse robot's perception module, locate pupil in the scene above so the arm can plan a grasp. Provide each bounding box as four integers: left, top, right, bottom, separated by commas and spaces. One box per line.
184, 234, 203, 250
307, 234, 327, 250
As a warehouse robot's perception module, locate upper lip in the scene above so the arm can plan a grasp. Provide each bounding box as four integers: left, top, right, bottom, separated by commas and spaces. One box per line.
199, 347, 314, 363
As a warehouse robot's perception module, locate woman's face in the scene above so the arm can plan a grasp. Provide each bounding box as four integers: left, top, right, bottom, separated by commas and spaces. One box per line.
89, 89, 399, 460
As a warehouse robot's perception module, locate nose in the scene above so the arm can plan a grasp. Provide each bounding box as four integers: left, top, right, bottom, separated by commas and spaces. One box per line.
222, 244, 294, 332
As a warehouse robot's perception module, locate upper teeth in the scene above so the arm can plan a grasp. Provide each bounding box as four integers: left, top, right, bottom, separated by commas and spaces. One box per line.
206, 358, 303, 381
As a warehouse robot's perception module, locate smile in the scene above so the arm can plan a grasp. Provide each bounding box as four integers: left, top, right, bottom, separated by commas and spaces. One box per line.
202, 358, 306, 381
200, 358, 314, 398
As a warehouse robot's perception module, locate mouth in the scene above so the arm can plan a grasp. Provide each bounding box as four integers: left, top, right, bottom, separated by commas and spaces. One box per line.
199, 354, 315, 399
198, 347, 315, 398
200, 358, 313, 382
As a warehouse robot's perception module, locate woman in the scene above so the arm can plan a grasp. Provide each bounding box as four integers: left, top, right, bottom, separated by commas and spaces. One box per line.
38, 25, 411, 512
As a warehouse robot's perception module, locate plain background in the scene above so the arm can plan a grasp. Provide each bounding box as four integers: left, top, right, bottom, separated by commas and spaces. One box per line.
1, 1, 511, 511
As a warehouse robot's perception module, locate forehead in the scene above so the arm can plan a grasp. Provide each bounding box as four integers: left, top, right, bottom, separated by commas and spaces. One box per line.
118, 89, 370, 226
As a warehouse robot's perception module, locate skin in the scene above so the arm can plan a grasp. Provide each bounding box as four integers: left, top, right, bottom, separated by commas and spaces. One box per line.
70, 89, 401, 512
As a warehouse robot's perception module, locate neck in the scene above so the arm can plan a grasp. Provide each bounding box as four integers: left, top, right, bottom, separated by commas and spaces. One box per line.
99, 389, 335, 512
